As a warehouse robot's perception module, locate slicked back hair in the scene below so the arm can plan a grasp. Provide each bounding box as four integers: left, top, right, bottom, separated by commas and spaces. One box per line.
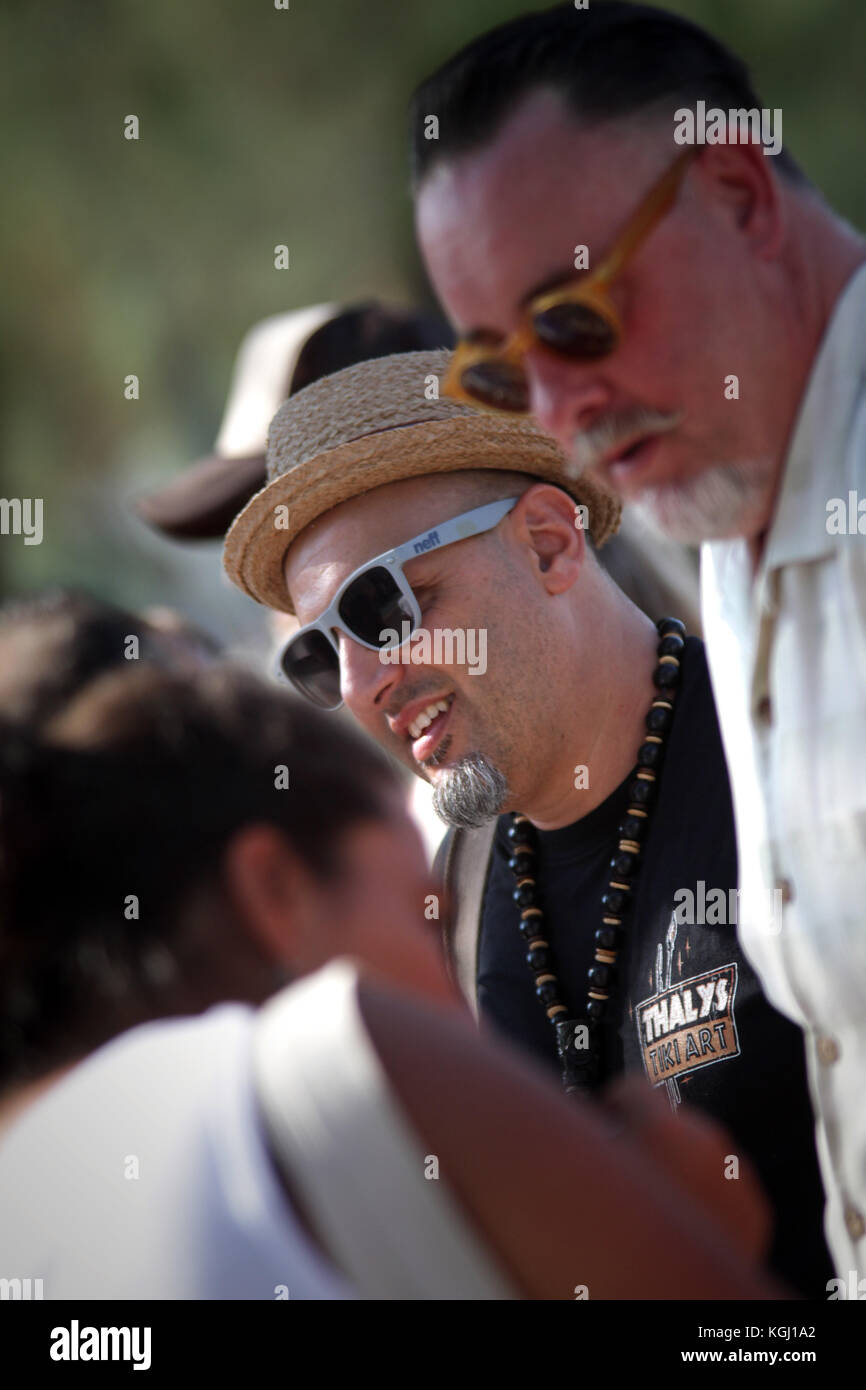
409, 1, 806, 188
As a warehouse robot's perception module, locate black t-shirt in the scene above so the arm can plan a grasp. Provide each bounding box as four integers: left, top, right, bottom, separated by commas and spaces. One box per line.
478, 636, 831, 1298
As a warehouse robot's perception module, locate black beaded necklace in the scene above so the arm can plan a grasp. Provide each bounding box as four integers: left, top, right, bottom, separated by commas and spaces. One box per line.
506, 618, 686, 1096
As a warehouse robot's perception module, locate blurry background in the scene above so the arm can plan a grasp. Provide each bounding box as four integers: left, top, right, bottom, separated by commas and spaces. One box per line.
2, 0, 865, 654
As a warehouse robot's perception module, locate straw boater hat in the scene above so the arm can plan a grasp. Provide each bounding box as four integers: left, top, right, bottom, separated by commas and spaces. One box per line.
223, 348, 622, 615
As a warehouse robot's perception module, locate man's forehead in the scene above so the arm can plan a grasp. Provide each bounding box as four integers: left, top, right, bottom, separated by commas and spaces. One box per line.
416, 89, 666, 332
283, 474, 473, 608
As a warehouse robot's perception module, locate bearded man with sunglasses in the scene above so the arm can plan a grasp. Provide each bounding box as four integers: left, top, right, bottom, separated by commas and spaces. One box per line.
408, 3, 866, 1287
224, 348, 831, 1296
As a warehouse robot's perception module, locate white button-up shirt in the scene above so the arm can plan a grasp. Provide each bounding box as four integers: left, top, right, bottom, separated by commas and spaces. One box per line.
701, 260, 866, 1291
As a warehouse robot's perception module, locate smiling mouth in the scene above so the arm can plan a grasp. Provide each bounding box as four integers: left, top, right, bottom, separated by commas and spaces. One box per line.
407, 694, 455, 763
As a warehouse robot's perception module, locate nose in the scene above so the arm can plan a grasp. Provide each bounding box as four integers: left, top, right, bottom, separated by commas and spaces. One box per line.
336, 628, 403, 715
524, 347, 613, 453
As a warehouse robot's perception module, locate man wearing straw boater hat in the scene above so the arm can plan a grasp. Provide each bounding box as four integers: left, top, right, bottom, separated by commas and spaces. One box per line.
224, 348, 830, 1295
136, 302, 701, 627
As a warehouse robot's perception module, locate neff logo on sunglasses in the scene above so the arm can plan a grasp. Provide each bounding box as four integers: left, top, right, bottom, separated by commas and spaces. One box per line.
412, 529, 441, 555
378, 621, 487, 676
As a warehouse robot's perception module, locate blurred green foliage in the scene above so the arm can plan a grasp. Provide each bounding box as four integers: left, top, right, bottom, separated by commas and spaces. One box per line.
1, 0, 864, 639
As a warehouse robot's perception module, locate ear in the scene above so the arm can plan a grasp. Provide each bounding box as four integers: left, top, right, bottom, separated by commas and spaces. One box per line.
221, 823, 324, 972
695, 141, 786, 260
511, 483, 587, 594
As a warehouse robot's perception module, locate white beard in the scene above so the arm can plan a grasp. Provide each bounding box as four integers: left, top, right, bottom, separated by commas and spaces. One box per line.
630, 458, 773, 544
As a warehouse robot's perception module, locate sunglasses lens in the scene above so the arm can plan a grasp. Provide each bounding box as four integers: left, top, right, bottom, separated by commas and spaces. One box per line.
534, 301, 617, 359
460, 360, 529, 413
282, 629, 341, 709
338, 566, 413, 646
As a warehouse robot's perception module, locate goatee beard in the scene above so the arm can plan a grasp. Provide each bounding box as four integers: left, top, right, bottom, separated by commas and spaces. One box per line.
430, 750, 509, 829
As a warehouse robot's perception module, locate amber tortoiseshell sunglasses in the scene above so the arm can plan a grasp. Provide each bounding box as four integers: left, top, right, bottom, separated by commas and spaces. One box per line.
441, 148, 699, 415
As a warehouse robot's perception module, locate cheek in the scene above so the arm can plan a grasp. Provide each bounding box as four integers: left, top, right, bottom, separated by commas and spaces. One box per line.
620, 262, 733, 403
339, 889, 453, 1001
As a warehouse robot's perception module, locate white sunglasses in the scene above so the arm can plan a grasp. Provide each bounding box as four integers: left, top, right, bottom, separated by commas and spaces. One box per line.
279, 497, 518, 708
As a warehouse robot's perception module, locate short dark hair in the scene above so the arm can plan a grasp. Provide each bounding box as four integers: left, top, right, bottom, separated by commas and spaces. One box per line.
0, 663, 398, 1089
409, 1, 806, 187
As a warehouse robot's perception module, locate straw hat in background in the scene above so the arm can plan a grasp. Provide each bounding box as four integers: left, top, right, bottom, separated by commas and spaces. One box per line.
135, 302, 453, 541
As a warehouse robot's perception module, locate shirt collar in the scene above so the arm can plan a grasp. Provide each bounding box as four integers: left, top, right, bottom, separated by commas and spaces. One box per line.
763, 259, 866, 573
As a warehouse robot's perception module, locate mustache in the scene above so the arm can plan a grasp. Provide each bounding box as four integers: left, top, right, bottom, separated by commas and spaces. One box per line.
386, 683, 451, 724
567, 406, 682, 475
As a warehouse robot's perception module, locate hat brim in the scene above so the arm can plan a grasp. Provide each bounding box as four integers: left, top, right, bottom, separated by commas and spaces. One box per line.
136, 453, 267, 540
223, 415, 621, 614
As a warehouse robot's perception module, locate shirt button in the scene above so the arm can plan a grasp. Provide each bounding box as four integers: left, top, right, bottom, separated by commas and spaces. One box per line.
756, 695, 772, 723
845, 1205, 866, 1242
816, 1035, 840, 1064
776, 877, 794, 905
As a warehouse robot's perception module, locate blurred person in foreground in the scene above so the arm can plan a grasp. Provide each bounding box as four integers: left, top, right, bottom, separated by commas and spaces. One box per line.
0, 661, 777, 1300
223, 350, 830, 1296
409, 2, 866, 1280
0, 587, 221, 724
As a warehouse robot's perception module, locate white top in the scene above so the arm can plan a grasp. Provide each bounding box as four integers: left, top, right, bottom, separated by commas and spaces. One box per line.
0, 961, 515, 1300
701, 260, 866, 1284
0, 988, 352, 1300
